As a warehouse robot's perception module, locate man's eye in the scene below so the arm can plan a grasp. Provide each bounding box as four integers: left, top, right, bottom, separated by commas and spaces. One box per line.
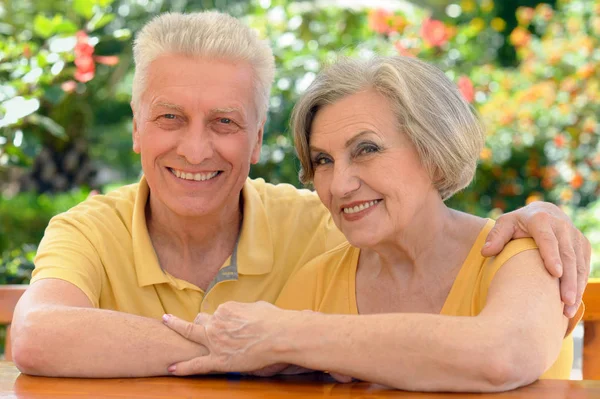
219, 118, 232, 124
161, 114, 177, 120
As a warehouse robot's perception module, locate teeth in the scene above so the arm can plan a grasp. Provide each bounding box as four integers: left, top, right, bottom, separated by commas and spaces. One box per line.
343, 200, 380, 214
170, 168, 219, 182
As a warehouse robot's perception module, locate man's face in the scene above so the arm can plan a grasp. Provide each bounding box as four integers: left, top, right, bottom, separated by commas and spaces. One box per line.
132, 54, 264, 218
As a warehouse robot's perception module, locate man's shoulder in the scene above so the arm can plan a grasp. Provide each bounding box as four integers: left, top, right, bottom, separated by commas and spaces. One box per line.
248, 177, 320, 203
52, 182, 140, 231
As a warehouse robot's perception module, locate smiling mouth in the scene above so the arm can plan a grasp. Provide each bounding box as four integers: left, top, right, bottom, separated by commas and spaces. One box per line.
168, 168, 221, 182
342, 199, 382, 214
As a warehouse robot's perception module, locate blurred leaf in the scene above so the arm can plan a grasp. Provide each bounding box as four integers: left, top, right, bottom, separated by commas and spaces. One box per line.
73, 0, 95, 19
87, 13, 115, 32
54, 20, 78, 34
28, 114, 67, 139
33, 15, 55, 38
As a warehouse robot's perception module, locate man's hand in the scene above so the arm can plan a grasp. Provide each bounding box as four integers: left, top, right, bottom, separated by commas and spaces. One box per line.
162, 301, 298, 376
481, 201, 591, 318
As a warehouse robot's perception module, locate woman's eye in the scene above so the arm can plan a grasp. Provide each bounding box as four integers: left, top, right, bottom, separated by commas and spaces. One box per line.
358, 144, 380, 155
312, 156, 332, 166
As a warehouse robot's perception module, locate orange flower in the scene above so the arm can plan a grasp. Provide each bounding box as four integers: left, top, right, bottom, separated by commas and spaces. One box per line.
583, 118, 598, 134
554, 134, 566, 148
577, 63, 596, 79
526, 193, 543, 204
510, 27, 531, 47
457, 76, 475, 103
394, 42, 416, 57
516, 7, 535, 26
536, 3, 554, 21
420, 18, 450, 47
560, 188, 573, 202
368, 9, 393, 35
571, 174, 584, 189
389, 15, 407, 33
480, 147, 492, 161
94, 55, 120, 66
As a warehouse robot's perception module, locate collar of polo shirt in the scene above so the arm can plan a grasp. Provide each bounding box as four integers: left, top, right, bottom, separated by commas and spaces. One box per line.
132, 176, 274, 289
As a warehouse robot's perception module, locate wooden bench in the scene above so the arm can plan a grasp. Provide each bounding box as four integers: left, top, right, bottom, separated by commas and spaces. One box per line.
583, 278, 600, 379
0, 285, 27, 361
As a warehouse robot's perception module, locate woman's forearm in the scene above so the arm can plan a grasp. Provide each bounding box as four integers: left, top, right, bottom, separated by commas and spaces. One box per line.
12, 306, 208, 377
277, 312, 541, 392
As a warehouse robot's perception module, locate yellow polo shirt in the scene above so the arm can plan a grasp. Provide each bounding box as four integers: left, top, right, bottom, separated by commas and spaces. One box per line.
32, 177, 345, 322
276, 220, 584, 379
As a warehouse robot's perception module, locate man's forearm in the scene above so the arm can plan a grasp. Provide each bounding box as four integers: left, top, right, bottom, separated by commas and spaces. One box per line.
12, 306, 207, 377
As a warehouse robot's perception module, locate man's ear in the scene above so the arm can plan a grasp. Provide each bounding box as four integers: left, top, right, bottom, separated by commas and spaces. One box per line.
131, 102, 141, 154
250, 118, 266, 164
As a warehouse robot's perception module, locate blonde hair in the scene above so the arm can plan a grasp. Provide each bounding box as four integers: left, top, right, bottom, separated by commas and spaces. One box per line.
132, 11, 275, 118
292, 56, 485, 200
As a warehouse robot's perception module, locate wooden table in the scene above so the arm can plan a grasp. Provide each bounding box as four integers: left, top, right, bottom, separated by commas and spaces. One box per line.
2, 362, 600, 398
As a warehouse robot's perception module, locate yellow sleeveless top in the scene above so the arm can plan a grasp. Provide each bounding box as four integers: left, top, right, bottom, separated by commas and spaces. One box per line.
276, 219, 583, 379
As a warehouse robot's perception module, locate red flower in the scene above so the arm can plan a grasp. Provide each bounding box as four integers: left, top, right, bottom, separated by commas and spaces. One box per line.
74, 30, 95, 83
553, 134, 566, 148
94, 55, 119, 66
394, 42, 416, 58
61, 80, 77, 93
420, 18, 450, 47
457, 76, 475, 103
368, 9, 393, 35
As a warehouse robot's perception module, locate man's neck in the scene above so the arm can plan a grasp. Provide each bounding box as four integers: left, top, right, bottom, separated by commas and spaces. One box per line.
145, 192, 243, 289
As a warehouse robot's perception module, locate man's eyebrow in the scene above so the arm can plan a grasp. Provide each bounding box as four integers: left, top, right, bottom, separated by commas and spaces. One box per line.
151, 102, 185, 112
210, 107, 243, 114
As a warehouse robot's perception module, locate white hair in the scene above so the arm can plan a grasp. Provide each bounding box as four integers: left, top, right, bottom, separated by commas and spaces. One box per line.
132, 11, 275, 119
292, 56, 485, 200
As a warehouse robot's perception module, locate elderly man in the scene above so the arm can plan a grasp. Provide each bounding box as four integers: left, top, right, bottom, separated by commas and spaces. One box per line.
12, 11, 590, 378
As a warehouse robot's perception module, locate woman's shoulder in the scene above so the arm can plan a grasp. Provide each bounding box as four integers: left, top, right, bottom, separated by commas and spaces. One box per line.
296, 241, 357, 279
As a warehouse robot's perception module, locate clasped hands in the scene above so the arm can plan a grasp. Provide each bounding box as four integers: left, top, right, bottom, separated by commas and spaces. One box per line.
162, 301, 346, 379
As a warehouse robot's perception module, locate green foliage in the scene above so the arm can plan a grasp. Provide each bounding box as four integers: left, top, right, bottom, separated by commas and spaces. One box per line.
0, 189, 90, 255
1, 0, 599, 284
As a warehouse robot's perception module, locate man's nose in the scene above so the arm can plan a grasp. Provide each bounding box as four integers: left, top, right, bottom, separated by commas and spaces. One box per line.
176, 123, 214, 165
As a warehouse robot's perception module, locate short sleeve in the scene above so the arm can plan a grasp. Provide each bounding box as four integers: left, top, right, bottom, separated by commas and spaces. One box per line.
32, 215, 104, 308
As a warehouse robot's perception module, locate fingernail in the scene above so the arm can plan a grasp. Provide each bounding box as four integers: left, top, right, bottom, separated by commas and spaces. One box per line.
483, 241, 491, 248
556, 263, 563, 276
162, 314, 172, 324
168, 365, 176, 373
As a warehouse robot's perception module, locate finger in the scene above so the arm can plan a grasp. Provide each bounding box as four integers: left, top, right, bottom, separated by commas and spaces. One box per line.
329, 372, 354, 383
481, 216, 517, 257
554, 225, 577, 306
162, 314, 208, 344
194, 312, 210, 325
528, 224, 563, 279
565, 234, 589, 318
168, 356, 215, 376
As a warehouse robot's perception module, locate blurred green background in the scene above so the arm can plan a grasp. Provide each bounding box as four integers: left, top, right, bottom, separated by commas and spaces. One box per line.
1, 0, 599, 290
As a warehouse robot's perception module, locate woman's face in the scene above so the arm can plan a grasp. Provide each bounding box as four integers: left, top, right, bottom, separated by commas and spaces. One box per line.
309, 89, 439, 248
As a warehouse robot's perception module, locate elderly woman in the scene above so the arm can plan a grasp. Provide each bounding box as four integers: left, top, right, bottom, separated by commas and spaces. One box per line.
163, 56, 583, 392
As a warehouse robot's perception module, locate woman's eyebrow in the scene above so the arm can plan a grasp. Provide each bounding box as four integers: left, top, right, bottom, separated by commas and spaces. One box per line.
344, 130, 377, 148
